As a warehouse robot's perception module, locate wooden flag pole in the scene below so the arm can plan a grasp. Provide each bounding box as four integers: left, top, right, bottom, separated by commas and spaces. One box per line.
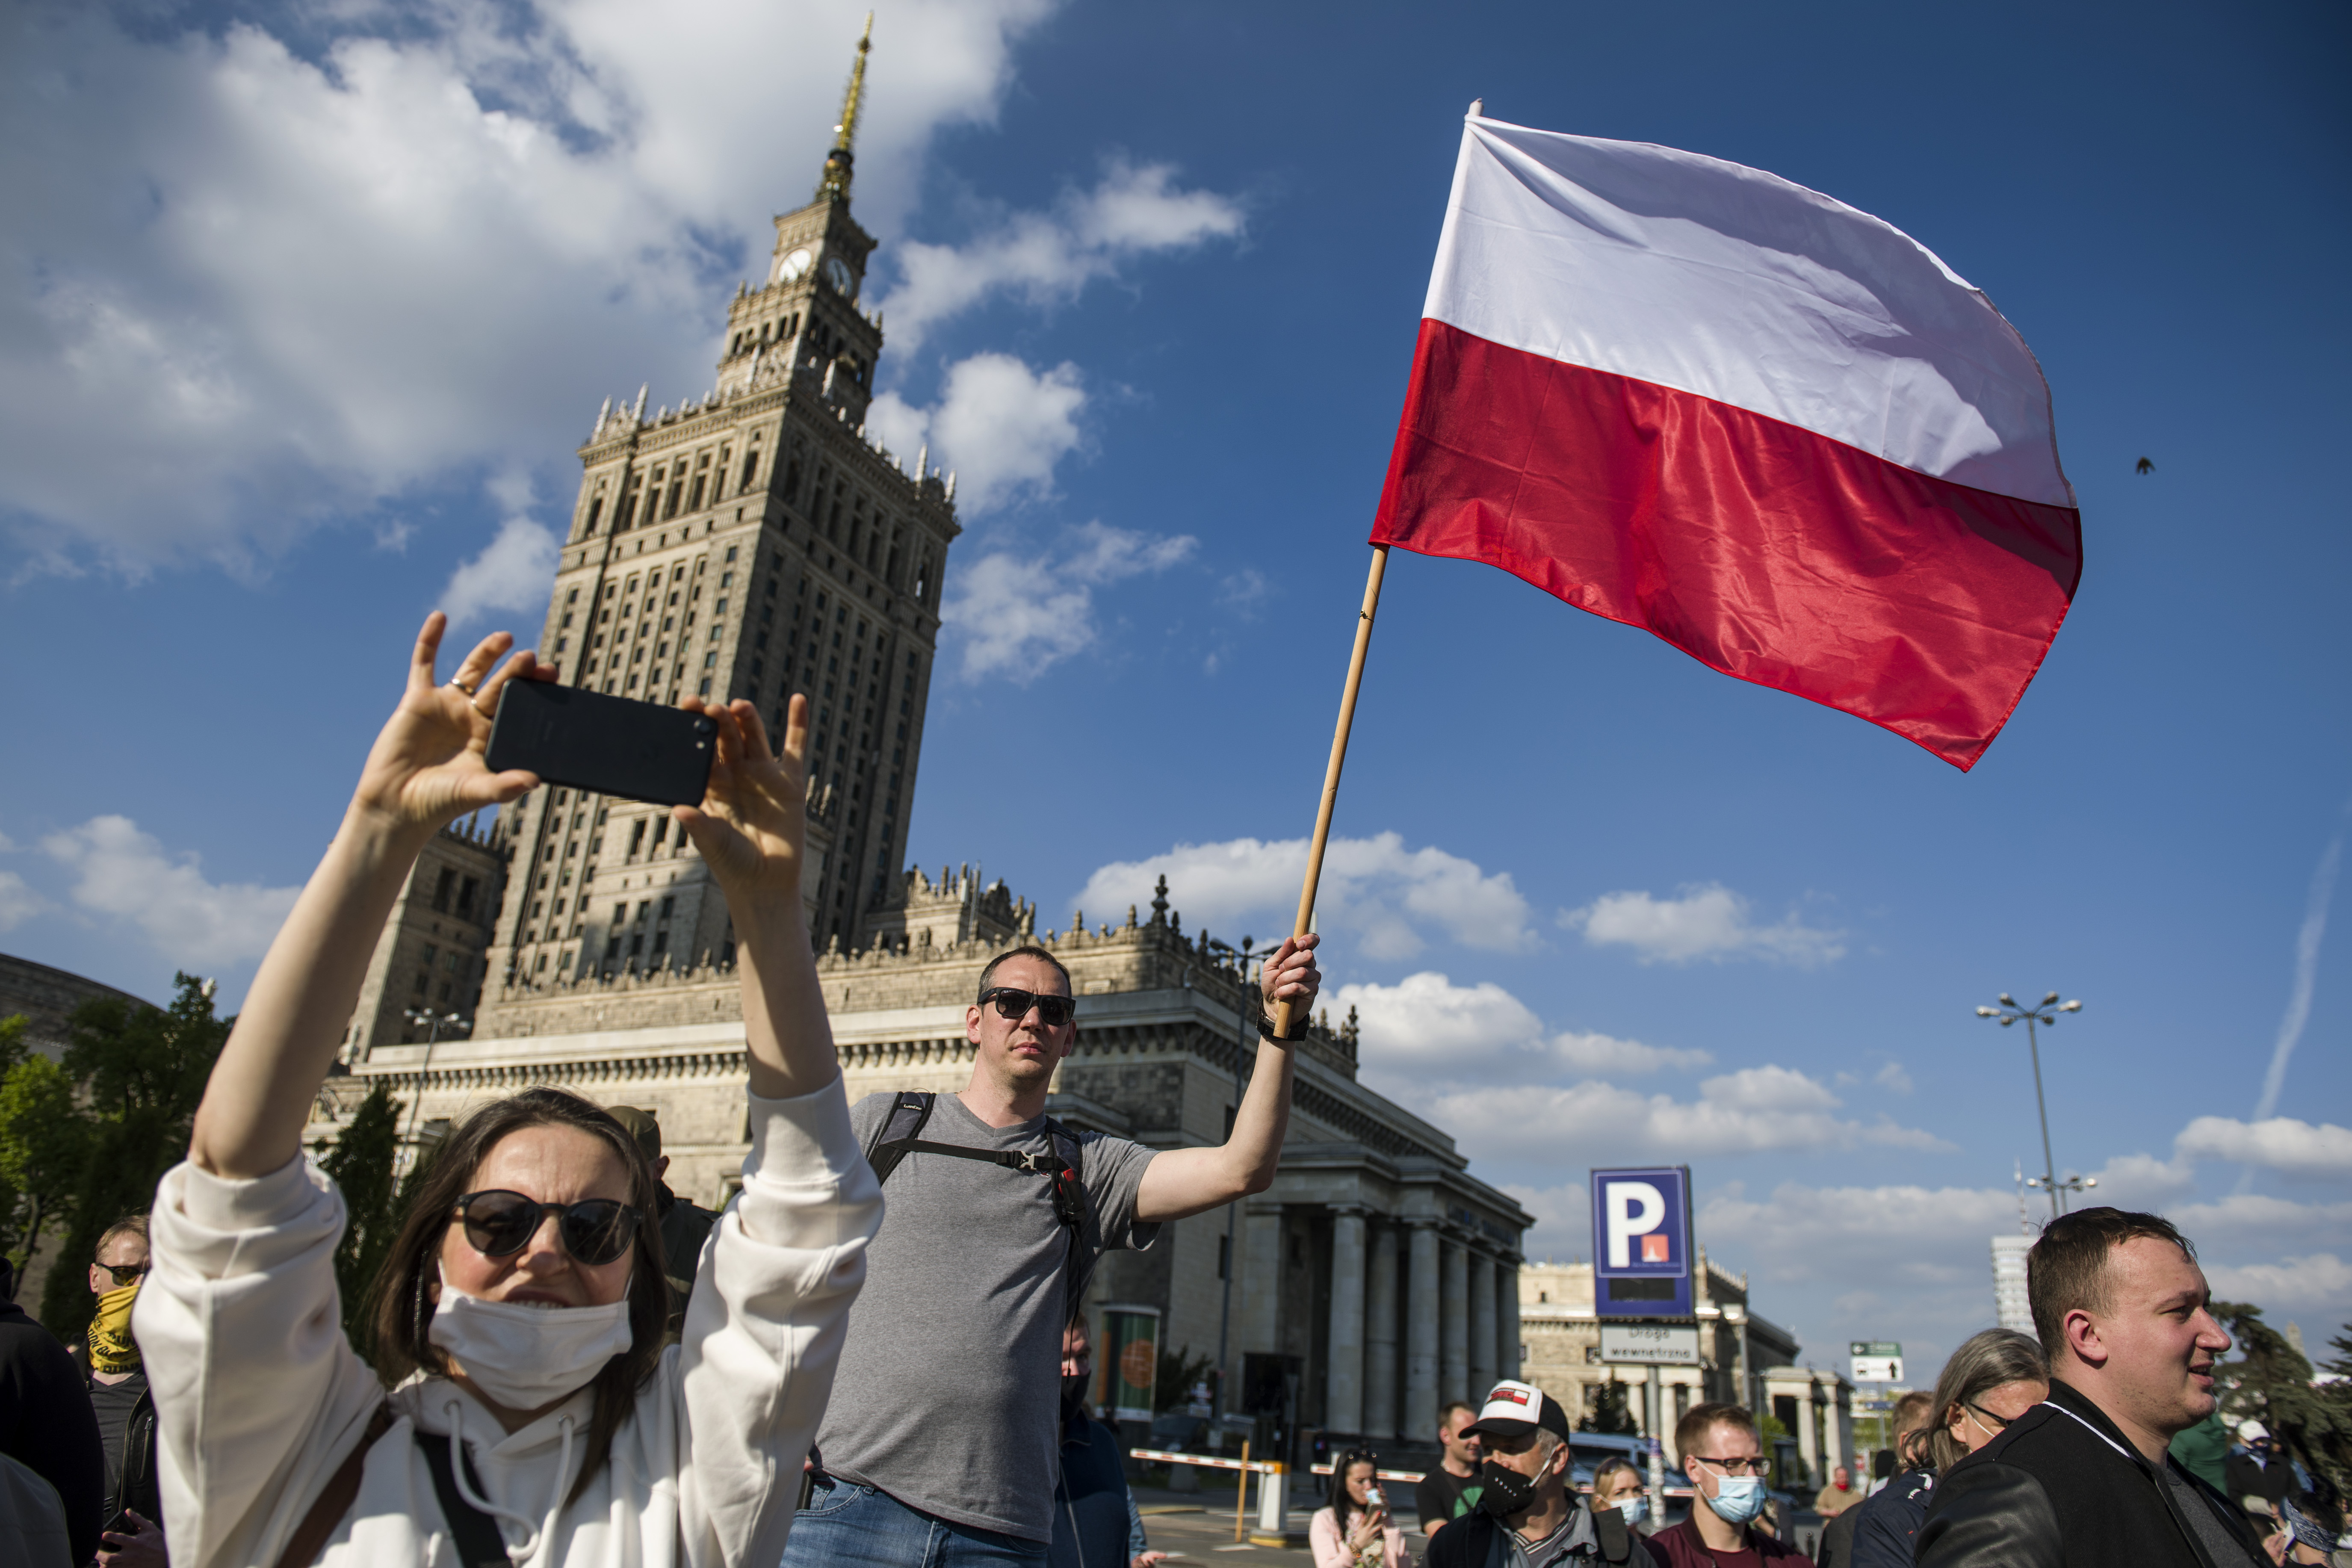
1272, 543, 1390, 1037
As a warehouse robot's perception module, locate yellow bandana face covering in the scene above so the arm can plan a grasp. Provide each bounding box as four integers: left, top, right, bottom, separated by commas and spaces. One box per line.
87, 1279, 142, 1374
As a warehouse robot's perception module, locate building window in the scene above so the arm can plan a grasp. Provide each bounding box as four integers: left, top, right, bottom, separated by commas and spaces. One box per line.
432, 868, 455, 912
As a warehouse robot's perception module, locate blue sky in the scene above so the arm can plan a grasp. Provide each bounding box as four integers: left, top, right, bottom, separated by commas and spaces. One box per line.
2, 0, 2346, 1375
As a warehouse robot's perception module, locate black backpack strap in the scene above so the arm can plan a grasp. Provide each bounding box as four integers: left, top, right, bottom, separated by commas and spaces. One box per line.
864, 1091, 937, 1185
1041, 1117, 1094, 1323
1592, 1498, 1634, 1564
415, 1432, 514, 1568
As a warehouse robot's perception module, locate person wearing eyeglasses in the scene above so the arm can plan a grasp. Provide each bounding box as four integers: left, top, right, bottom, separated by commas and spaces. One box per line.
1649, 1403, 1812, 1568
1844, 1330, 2044, 1568
72, 1216, 167, 1568
132, 616, 881, 1568
783, 923, 1318, 1565
1916, 1209, 2269, 1568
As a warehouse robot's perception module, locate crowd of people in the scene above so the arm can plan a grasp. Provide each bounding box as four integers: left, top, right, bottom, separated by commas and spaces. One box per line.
0, 616, 2343, 1568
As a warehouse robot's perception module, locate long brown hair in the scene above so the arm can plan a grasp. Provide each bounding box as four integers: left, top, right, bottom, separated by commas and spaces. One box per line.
366, 1087, 671, 1505
1920, 1328, 2048, 1474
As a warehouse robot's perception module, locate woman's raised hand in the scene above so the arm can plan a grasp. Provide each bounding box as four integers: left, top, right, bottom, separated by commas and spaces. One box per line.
350, 613, 549, 835
674, 692, 809, 907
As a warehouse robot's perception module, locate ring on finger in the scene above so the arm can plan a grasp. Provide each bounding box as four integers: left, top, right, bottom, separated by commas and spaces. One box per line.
446, 676, 479, 696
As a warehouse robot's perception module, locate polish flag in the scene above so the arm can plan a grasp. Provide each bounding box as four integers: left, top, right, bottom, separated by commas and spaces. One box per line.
1371, 115, 2081, 770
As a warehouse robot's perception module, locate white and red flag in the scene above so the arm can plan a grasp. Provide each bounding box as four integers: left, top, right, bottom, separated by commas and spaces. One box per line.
1371, 114, 2081, 769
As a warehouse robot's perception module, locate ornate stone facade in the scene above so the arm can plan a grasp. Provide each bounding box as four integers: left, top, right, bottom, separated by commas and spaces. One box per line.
1516, 1256, 1801, 1461
311, 32, 1533, 1468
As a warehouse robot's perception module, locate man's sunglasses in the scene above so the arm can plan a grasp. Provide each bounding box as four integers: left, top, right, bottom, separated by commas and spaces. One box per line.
453, 1190, 644, 1267
95, 1261, 149, 1287
978, 986, 1076, 1028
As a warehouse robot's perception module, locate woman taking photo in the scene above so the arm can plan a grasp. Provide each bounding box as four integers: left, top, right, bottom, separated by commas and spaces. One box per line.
134, 617, 881, 1568
1311, 1449, 1412, 1568
1848, 1328, 2048, 1568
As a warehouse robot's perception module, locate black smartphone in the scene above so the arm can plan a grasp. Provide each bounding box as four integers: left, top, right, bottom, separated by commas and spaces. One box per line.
485, 681, 717, 807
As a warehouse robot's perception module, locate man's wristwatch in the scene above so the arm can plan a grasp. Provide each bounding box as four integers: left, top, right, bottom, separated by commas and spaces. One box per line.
1257, 1014, 1308, 1042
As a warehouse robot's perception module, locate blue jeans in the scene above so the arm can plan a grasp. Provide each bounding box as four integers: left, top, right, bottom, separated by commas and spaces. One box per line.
781, 1475, 1049, 1568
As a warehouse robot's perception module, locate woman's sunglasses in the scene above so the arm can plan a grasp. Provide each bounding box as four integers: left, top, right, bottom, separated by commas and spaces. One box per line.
453, 1190, 643, 1266
978, 986, 1076, 1028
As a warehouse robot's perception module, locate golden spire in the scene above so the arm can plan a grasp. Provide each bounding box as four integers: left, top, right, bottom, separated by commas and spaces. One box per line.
817, 14, 873, 202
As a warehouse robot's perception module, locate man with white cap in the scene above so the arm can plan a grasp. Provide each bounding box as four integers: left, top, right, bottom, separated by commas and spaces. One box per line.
1424, 1380, 1658, 1568
2223, 1421, 2296, 1527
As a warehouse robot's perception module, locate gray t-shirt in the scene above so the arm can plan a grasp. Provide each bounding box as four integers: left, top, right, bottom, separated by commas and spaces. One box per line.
816, 1092, 1160, 1541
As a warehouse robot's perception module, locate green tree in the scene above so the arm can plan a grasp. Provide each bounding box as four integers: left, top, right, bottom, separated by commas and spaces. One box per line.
38, 975, 232, 1338
0, 1047, 89, 1285
1578, 1378, 1638, 1435
1, 1015, 96, 1287
316, 1080, 407, 1356
2211, 1300, 2352, 1499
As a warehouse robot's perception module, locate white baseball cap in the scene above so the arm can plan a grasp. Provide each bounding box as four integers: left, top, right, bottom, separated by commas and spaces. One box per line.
2237, 1419, 2269, 1443
1464, 1379, 1570, 1441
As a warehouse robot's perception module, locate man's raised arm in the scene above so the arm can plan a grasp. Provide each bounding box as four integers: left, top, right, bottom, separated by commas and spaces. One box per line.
1134, 934, 1319, 1222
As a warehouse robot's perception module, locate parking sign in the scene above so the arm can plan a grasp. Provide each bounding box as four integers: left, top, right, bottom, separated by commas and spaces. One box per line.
1592, 1167, 1693, 1318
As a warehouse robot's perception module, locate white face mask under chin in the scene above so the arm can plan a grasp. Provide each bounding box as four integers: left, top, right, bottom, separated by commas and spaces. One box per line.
428, 1285, 633, 1412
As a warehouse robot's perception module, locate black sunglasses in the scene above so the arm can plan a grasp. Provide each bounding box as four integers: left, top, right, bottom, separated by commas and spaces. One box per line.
95, 1261, 150, 1287
978, 986, 1076, 1028
453, 1190, 643, 1266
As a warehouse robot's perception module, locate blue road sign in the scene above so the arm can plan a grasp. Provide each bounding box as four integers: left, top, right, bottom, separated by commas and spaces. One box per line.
1592, 1166, 1693, 1319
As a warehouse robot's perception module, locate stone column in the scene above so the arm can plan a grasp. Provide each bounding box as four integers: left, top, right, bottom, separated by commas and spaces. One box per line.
1365, 1221, 1400, 1439
1404, 1221, 1440, 1439
1440, 1232, 1470, 1405
1498, 1257, 1523, 1381
1468, 1246, 1497, 1398
1325, 1207, 1368, 1436
1241, 1203, 1285, 1376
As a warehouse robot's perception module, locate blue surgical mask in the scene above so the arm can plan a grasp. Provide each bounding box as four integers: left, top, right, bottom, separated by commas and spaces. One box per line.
1707, 1476, 1768, 1525
1616, 1498, 1649, 1527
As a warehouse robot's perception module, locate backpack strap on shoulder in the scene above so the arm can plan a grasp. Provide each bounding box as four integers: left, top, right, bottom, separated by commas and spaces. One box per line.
1592, 1498, 1634, 1564
273, 1404, 393, 1568
416, 1431, 514, 1568
865, 1091, 937, 1186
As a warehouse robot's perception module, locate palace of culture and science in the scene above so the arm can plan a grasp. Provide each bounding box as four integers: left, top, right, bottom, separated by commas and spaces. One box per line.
306, 29, 1805, 1471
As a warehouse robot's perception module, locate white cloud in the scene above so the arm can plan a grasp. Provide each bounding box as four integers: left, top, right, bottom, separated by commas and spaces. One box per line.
942, 520, 1194, 681
1562, 883, 1845, 966
1078, 832, 1536, 959
1504, 1182, 1593, 1263
1417, 1072, 1952, 1168
2175, 1116, 2352, 1180
40, 815, 298, 967
866, 352, 1087, 515
1874, 1061, 1915, 1095
2168, 1193, 2352, 1255
440, 511, 562, 629
2084, 1150, 2198, 1207
0, 0, 1057, 570
876, 157, 1245, 349
0, 869, 44, 931
2203, 1253, 2352, 1317
1701, 1181, 2024, 1293
1330, 972, 1714, 1081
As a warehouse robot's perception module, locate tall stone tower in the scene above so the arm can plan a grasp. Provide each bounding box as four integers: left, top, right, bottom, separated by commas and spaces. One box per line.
482, 20, 959, 1001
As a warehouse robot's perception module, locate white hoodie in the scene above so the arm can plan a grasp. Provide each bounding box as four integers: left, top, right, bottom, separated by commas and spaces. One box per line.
134, 1086, 881, 1568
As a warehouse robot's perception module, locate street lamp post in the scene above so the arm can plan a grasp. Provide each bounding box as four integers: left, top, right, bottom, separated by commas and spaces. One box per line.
1974, 992, 2089, 1220
401, 1007, 471, 1148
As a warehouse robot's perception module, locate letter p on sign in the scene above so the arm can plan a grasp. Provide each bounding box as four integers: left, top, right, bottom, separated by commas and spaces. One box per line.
1605, 1181, 1666, 1268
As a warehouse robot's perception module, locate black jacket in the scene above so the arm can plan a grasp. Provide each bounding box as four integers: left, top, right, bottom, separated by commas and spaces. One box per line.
0, 1295, 105, 1565
1848, 1468, 1935, 1568
1050, 1414, 1131, 1568
1916, 1381, 2267, 1568
1426, 1499, 1658, 1568
2222, 1452, 2296, 1515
